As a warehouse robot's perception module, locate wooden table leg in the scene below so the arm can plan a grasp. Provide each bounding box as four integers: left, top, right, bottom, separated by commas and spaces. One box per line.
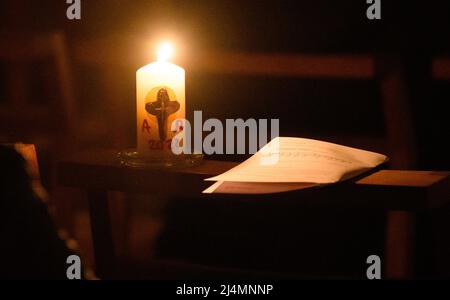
385, 211, 416, 279
88, 189, 116, 279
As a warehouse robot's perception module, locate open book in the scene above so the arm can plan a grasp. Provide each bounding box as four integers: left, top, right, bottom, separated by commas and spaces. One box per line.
203, 137, 388, 194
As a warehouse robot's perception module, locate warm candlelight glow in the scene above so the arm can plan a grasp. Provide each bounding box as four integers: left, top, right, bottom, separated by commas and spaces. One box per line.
137, 41, 185, 155
157, 42, 174, 62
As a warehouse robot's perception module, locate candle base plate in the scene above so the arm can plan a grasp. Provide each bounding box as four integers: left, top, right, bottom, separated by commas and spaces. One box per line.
117, 149, 203, 168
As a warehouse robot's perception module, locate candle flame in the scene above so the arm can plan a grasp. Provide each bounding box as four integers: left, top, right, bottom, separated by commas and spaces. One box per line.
157, 42, 174, 62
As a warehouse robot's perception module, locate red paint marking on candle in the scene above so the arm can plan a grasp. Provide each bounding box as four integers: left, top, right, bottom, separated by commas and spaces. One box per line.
148, 139, 173, 150
142, 119, 151, 134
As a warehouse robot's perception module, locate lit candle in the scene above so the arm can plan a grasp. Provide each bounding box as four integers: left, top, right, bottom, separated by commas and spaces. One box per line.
136, 43, 185, 155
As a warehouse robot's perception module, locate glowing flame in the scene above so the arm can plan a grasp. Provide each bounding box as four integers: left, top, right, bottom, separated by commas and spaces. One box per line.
157, 42, 174, 62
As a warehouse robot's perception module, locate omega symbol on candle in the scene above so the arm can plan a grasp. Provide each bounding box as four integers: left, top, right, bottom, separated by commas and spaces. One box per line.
145, 86, 180, 141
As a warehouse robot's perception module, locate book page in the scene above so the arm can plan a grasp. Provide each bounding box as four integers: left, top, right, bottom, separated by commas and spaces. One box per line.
203, 181, 319, 194
205, 137, 388, 184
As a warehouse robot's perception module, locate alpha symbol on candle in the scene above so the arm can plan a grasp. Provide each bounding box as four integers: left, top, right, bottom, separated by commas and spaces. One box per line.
145, 87, 180, 141
141, 119, 151, 134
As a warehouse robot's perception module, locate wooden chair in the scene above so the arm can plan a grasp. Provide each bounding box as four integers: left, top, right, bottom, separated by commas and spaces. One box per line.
57, 151, 450, 279
0, 31, 77, 232
69, 38, 429, 278
0, 31, 76, 142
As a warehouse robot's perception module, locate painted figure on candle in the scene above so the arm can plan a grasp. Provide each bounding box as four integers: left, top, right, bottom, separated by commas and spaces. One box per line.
145, 87, 180, 141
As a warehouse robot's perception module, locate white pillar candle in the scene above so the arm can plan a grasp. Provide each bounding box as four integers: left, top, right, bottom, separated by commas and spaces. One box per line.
136, 43, 185, 155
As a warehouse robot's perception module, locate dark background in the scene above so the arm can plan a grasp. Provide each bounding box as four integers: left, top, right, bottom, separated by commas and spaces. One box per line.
1, 0, 449, 169
1, 0, 450, 279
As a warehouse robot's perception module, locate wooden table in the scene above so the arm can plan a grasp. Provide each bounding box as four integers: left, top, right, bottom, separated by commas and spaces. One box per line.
57, 150, 450, 279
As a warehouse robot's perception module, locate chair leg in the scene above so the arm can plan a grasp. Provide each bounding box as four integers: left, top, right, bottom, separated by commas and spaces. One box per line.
88, 189, 116, 279
379, 60, 417, 169
385, 211, 416, 279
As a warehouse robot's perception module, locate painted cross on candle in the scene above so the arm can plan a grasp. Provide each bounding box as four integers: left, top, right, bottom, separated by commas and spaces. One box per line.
145, 87, 180, 141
